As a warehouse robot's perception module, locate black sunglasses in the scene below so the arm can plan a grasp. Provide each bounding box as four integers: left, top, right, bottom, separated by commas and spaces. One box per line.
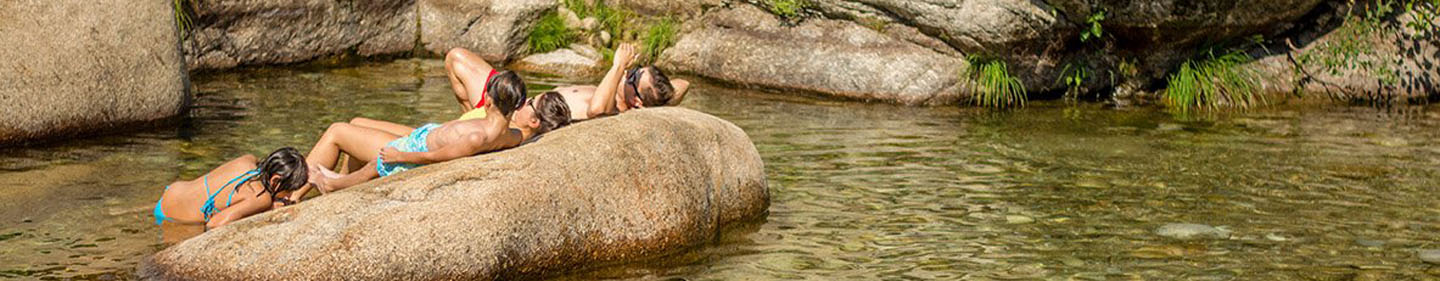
624, 67, 644, 104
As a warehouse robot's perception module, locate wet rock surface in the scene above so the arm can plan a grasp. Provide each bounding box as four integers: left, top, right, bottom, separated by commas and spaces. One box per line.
183, 0, 417, 70
0, 0, 188, 146
139, 108, 769, 280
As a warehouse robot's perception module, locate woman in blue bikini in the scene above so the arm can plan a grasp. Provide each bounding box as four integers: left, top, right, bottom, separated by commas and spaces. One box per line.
153, 147, 321, 229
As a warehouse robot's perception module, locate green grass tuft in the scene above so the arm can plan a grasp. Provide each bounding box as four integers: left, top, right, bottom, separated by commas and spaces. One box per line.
528, 11, 574, 54
1164, 52, 1262, 114
640, 18, 679, 64
173, 0, 197, 37
592, 1, 633, 41
562, 0, 591, 19
767, 0, 808, 20
963, 59, 1028, 109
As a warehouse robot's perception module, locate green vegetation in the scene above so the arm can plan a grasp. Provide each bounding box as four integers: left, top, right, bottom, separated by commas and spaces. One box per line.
528, 11, 574, 54
1290, 0, 1411, 99
1057, 63, 1089, 97
767, 0, 809, 20
639, 17, 679, 64
1403, 0, 1438, 36
173, 0, 198, 36
1080, 10, 1106, 42
857, 16, 889, 32
963, 58, 1028, 109
1164, 52, 1261, 114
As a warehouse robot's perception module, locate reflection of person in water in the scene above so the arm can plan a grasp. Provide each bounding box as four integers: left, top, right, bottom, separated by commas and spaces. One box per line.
153, 147, 319, 229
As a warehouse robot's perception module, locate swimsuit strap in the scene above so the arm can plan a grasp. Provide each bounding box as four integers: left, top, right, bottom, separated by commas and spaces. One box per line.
475, 69, 500, 109
201, 169, 260, 220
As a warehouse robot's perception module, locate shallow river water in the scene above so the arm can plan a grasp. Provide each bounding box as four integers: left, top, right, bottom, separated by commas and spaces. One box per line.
3, 59, 1440, 280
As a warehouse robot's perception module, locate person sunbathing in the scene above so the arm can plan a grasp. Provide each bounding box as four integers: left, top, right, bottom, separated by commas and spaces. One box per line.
291, 85, 572, 201
153, 147, 320, 229
443, 43, 691, 122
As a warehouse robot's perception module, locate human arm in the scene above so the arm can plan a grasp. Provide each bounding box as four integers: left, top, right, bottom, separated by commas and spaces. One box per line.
380, 131, 509, 165
588, 44, 638, 118
667, 79, 690, 106
205, 195, 273, 229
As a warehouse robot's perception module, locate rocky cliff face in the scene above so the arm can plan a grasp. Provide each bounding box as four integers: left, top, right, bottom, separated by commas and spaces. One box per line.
140, 108, 770, 281
0, 0, 189, 146
181, 0, 417, 70
177, 0, 1432, 105
183, 0, 555, 70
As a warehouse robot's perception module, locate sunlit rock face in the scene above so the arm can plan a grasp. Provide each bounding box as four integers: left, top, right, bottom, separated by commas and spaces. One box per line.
419, 0, 557, 63
0, 0, 188, 146
660, 5, 967, 105
182, 0, 417, 70
140, 108, 770, 281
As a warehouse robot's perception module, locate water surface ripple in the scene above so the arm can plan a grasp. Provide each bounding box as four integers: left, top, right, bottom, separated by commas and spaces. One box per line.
2, 59, 1438, 280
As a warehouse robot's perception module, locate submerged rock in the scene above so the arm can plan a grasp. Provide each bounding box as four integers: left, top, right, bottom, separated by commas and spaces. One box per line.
139, 108, 770, 280
0, 0, 187, 146
183, 0, 416, 70
1155, 223, 1232, 240
1418, 249, 1440, 264
660, 5, 964, 105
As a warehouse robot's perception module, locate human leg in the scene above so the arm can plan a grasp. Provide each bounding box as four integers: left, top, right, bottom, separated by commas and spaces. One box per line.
445, 48, 496, 110
306, 122, 400, 171
349, 117, 415, 136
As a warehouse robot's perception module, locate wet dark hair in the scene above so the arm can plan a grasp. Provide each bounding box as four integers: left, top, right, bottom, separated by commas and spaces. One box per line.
253, 147, 308, 201
638, 66, 674, 107
533, 91, 572, 136
486, 71, 528, 117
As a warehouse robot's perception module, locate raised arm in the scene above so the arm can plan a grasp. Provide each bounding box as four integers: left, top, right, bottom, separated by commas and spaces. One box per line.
667, 79, 691, 106
588, 44, 638, 118
205, 195, 272, 229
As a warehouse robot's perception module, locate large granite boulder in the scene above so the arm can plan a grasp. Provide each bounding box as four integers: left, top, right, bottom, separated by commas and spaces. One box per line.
420, 0, 555, 63
139, 108, 770, 280
660, 5, 965, 105
0, 0, 188, 146
183, 0, 417, 70
1249, 8, 1438, 102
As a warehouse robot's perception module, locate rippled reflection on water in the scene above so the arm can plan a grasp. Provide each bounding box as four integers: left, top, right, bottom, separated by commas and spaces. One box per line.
2, 59, 1439, 280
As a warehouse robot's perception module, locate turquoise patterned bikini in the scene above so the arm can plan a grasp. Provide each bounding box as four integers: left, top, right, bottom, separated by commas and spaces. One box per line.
153, 170, 259, 225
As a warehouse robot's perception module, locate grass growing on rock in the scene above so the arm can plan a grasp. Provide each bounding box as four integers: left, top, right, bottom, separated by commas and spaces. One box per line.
963, 59, 1027, 109
640, 18, 678, 64
767, 0, 809, 20
173, 0, 198, 36
1164, 52, 1262, 114
528, 11, 573, 54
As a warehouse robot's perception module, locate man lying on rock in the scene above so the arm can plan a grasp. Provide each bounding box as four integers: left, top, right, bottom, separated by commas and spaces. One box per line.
547, 43, 691, 121
287, 61, 573, 202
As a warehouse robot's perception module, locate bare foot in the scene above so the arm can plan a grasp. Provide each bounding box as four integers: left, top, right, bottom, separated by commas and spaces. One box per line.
310, 166, 344, 193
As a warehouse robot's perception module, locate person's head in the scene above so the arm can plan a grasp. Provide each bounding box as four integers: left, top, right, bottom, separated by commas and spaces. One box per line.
619, 65, 676, 110
254, 147, 308, 205
511, 91, 573, 138
486, 71, 528, 117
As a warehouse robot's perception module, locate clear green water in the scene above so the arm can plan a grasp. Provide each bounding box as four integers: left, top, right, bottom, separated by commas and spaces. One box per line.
3, 59, 1439, 280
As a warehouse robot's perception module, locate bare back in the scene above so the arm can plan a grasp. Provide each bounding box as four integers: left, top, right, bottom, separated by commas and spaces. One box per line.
426, 115, 517, 154
159, 155, 263, 224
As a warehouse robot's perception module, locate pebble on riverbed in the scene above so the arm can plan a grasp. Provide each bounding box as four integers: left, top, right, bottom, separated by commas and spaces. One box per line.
1155, 223, 1231, 240
1417, 249, 1440, 264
